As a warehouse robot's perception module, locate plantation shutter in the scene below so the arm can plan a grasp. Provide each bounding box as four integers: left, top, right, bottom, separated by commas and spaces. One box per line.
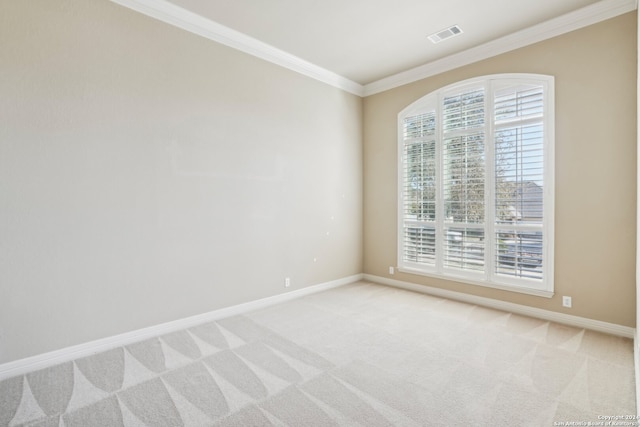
493, 83, 545, 281
401, 111, 437, 266
397, 74, 553, 295
441, 86, 486, 274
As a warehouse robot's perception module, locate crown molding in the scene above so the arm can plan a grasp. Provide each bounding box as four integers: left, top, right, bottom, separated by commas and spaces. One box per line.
109, 0, 365, 96
109, 0, 635, 98
363, 0, 638, 96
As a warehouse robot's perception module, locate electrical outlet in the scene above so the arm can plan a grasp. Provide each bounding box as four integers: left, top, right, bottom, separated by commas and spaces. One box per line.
285, 277, 291, 288
389, 266, 395, 275
562, 296, 572, 308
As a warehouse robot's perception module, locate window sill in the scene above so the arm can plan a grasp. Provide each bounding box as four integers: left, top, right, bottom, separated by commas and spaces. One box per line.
397, 266, 554, 298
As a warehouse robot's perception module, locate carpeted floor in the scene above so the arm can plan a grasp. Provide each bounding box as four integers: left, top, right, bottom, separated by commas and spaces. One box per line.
0, 281, 635, 426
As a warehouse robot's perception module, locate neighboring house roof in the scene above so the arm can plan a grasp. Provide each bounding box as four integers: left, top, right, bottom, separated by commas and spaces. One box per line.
511, 181, 543, 220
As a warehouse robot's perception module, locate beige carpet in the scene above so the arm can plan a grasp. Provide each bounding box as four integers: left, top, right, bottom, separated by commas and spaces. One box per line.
0, 281, 635, 426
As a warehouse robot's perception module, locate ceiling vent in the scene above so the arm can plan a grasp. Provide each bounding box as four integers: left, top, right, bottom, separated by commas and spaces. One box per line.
428, 25, 463, 44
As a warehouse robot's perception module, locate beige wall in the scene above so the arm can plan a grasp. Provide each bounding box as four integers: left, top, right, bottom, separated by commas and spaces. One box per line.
0, 0, 363, 363
364, 12, 637, 327
636, 5, 640, 408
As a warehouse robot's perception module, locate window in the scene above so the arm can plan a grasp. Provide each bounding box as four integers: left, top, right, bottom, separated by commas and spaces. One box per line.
398, 74, 554, 296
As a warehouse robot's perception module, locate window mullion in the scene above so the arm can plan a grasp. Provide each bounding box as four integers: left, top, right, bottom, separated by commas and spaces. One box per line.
435, 93, 444, 274
486, 81, 496, 283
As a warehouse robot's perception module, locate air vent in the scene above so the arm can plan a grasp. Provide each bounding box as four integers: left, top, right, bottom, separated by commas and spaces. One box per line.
428, 25, 463, 44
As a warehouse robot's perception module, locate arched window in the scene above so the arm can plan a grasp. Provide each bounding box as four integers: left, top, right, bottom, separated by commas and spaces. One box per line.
398, 74, 554, 296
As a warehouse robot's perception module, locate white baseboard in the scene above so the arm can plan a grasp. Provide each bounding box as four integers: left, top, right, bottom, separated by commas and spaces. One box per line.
2, 271, 631, 381
364, 274, 635, 338
0, 274, 363, 381
636, 331, 640, 413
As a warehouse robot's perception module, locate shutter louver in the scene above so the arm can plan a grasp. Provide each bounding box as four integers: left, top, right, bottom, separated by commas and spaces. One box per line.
443, 89, 484, 132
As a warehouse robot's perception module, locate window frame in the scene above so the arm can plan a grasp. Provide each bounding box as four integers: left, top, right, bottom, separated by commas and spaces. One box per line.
397, 74, 555, 297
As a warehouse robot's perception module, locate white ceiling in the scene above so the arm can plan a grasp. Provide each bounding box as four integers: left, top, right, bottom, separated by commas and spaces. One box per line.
167, 0, 601, 84
114, 0, 636, 95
